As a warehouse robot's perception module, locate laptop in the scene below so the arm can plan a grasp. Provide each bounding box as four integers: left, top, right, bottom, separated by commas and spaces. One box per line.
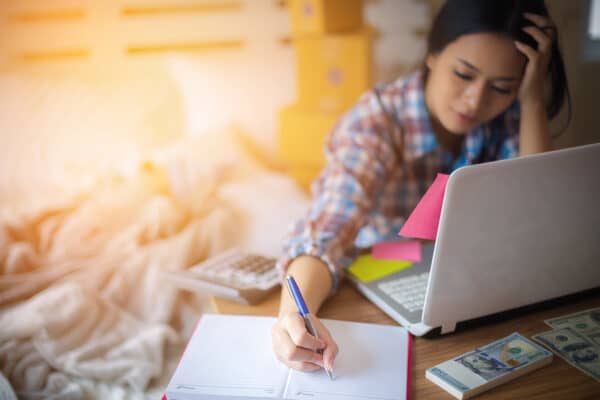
347, 143, 600, 336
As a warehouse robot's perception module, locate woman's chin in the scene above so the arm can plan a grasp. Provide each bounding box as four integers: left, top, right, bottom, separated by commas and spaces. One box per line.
441, 120, 470, 135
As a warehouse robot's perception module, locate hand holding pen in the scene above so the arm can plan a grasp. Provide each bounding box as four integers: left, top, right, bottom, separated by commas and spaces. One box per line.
271, 275, 338, 377
286, 275, 335, 379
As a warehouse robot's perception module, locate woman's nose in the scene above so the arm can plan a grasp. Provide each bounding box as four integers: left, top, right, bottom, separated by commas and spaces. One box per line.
463, 81, 486, 113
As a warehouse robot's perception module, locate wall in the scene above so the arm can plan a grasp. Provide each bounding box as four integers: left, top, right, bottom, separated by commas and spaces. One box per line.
2, 0, 592, 165
0, 0, 431, 152
549, 0, 600, 148
167, 0, 430, 150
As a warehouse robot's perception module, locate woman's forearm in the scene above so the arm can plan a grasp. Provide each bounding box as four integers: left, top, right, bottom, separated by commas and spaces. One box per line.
278, 256, 333, 316
519, 100, 553, 156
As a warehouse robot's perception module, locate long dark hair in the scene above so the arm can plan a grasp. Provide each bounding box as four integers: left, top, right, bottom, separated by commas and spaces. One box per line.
425, 0, 571, 127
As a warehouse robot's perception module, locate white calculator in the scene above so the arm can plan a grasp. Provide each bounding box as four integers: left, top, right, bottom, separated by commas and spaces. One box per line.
164, 248, 280, 305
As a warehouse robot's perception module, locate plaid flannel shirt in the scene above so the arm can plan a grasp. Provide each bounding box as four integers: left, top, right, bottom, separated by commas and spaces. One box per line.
278, 70, 520, 294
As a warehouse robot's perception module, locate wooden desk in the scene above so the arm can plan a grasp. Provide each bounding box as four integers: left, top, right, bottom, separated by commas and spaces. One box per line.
212, 284, 600, 399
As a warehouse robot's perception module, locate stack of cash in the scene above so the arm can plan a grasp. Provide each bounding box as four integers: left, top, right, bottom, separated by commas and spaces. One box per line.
533, 307, 600, 381
426, 333, 553, 399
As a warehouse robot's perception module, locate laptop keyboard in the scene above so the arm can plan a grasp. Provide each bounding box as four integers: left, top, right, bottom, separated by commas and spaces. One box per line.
378, 272, 430, 312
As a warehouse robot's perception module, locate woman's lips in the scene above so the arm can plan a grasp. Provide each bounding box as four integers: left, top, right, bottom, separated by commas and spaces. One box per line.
454, 110, 476, 125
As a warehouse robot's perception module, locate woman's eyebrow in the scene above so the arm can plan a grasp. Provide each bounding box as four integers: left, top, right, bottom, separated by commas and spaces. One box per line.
457, 58, 520, 81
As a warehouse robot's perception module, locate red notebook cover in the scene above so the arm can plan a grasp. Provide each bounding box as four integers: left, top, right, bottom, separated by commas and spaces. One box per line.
407, 333, 413, 400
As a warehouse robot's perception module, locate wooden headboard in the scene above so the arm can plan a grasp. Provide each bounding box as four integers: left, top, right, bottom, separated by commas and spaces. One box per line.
0, 0, 440, 68
0, 0, 260, 69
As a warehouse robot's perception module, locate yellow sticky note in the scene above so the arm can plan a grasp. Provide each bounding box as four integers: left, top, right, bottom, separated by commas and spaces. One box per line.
347, 254, 412, 283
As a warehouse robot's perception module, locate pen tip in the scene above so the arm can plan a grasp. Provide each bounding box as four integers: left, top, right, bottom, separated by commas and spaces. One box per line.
327, 368, 335, 380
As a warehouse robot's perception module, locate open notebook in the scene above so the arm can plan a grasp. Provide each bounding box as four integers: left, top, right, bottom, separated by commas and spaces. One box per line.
164, 314, 412, 400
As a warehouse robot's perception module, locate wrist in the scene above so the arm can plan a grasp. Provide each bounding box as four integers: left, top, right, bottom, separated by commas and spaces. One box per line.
278, 255, 332, 316
519, 93, 545, 112
278, 300, 300, 317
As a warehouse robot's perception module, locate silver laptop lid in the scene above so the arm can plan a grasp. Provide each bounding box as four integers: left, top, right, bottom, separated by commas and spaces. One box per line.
423, 143, 600, 334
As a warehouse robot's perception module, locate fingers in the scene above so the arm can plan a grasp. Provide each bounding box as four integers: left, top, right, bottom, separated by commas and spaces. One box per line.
514, 40, 538, 64
322, 341, 339, 371
272, 313, 327, 372
516, 13, 556, 74
522, 26, 553, 55
523, 13, 555, 32
284, 314, 326, 351
272, 312, 339, 373
523, 12, 555, 48
287, 361, 322, 372
273, 322, 325, 367
516, 13, 554, 103
310, 317, 339, 371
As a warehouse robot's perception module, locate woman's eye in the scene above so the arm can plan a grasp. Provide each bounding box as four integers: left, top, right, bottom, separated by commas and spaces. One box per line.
454, 71, 473, 81
491, 85, 512, 95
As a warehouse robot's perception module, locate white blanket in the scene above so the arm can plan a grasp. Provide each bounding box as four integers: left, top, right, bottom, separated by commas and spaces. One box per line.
0, 133, 309, 399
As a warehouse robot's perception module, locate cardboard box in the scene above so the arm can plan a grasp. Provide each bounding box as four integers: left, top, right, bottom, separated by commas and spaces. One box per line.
295, 28, 373, 112
278, 104, 339, 166
289, 0, 364, 35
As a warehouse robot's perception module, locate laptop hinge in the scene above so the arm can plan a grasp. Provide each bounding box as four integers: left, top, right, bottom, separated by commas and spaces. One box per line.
441, 321, 457, 334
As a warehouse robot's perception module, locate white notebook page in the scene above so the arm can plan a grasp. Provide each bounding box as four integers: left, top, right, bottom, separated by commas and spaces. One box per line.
167, 314, 289, 398
284, 319, 409, 400
166, 314, 409, 400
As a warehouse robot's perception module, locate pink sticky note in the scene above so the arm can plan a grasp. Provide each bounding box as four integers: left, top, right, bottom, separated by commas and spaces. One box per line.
373, 240, 422, 263
399, 173, 449, 240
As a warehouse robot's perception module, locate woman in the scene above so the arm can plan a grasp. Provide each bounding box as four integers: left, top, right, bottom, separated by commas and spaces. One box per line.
272, 0, 570, 373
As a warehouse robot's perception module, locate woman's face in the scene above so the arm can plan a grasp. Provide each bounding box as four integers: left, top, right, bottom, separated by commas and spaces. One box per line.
425, 32, 526, 134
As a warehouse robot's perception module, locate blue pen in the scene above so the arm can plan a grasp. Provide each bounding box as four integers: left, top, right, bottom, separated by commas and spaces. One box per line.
286, 275, 334, 380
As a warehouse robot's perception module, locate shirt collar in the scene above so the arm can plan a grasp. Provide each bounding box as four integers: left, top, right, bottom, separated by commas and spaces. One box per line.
399, 70, 486, 164
464, 125, 488, 163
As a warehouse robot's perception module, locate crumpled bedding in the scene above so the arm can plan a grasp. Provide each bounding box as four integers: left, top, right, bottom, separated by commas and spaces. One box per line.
0, 132, 309, 399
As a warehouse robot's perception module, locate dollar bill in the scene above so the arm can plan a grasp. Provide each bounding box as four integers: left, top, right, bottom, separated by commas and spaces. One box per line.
587, 331, 600, 347
533, 327, 600, 381
454, 332, 551, 380
427, 333, 552, 399
545, 307, 600, 343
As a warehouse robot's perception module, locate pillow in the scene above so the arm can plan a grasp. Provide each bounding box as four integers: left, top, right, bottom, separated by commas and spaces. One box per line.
218, 172, 310, 257
166, 51, 295, 141
148, 129, 310, 257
